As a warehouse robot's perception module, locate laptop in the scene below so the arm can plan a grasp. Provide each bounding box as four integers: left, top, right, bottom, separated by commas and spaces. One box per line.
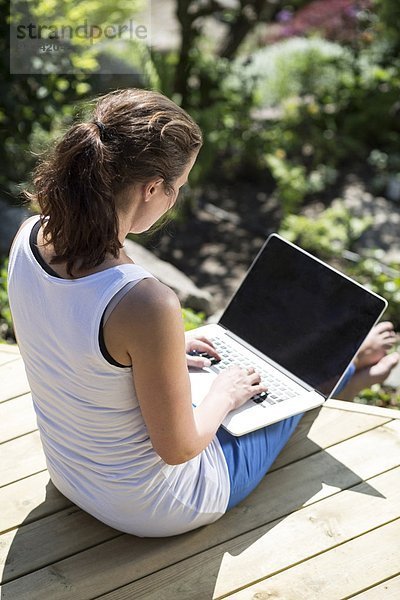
189, 233, 387, 435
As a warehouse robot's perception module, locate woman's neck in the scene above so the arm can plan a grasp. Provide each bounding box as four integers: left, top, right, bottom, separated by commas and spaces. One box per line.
38, 226, 133, 279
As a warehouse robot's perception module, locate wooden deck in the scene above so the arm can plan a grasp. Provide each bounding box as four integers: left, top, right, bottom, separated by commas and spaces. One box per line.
1, 344, 400, 600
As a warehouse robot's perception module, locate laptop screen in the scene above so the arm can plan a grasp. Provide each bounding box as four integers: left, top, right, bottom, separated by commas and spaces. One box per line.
220, 234, 387, 397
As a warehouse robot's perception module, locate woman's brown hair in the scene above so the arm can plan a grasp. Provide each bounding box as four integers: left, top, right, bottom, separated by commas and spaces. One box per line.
25, 88, 203, 276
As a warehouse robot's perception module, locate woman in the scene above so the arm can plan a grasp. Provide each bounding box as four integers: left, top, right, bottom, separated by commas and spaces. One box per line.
8, 89, 398, 537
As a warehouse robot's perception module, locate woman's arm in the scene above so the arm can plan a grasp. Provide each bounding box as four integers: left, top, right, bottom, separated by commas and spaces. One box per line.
104, 278, 266, 464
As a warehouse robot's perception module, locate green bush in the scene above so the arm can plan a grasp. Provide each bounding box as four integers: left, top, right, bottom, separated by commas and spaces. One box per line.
239, 37, 355, 109
243, 35, 400, 164
184, 49, 259, 183
356, 384, 400, 410
279, 204, 372, 259
182, 308, 206, 332
265, 153, 338, 214
216, 35, 399, 214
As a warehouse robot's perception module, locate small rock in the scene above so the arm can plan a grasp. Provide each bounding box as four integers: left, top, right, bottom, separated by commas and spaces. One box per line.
341, 184, 400, 264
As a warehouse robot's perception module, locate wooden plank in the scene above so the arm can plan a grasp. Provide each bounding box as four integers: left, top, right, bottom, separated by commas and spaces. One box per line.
0, 345, 20, 367
224, 519, 400, 600
1, 422, 399, 600
0, 394, 37, 443
90, 467, 400, 600
0, 506, 121, 584
0, 472, 71, 534
323, 420, 400, 482
0, 344, 19, 353
0, 359, 30, 402
272, 405, 389, 470
0, 432, 46, 487
350, 574, 400, 599
327, 398, 400, 420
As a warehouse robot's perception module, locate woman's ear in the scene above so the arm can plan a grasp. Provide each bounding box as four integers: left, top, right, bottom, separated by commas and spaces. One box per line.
144, 178, 164, 202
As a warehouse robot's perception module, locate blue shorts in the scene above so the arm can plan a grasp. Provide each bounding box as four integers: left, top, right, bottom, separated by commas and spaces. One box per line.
217, 361, 356, 510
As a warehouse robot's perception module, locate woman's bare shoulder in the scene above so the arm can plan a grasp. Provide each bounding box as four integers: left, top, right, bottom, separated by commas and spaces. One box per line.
103, 277, 183, 366
115, 277, 181, 325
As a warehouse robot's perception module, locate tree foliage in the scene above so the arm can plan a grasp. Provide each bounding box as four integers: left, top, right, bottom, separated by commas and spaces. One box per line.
1, 0, 144, 199
3, 0, 400, 203
155, 0, 400, 193
170, 0, 311, 108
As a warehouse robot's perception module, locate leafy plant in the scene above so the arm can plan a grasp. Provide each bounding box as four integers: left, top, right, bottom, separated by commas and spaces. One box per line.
356, 384, 400, 410
179, 48, 259, 184
2, 0, 147, 200
265, 153, 308, 214
182, 308, 206, 332
240, 37, 355, 109
226, 30, 400, 210
279, 203, 372, 258
265, 152, 338, 215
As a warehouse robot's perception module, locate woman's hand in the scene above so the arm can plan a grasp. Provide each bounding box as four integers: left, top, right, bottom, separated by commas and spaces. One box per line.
208, 365, 268, 412
185, 334, 221, 368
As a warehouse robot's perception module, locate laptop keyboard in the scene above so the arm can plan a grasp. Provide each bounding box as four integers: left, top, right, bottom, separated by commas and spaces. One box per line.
194, 336, 301, 407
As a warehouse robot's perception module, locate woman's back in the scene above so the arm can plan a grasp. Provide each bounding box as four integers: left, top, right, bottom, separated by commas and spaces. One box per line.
8, 217, 230, 536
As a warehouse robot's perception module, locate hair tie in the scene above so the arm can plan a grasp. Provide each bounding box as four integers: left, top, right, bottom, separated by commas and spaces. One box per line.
92, 120, 106, 141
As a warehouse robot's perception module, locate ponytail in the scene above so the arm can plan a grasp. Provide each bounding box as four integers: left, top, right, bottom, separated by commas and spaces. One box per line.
27, 122, 120, 276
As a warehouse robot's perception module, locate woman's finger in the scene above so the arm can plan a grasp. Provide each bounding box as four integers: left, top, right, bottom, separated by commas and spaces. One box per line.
187, 355, 212, 368
251, 382, 269, 395
188, 340, 221, 360
247, 370, 262, 385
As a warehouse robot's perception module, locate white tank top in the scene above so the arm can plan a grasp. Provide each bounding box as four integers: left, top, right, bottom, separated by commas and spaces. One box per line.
8, 217, 229, 536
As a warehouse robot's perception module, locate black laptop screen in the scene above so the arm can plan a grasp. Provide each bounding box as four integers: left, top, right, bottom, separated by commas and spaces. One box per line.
219, 235, 387, 397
